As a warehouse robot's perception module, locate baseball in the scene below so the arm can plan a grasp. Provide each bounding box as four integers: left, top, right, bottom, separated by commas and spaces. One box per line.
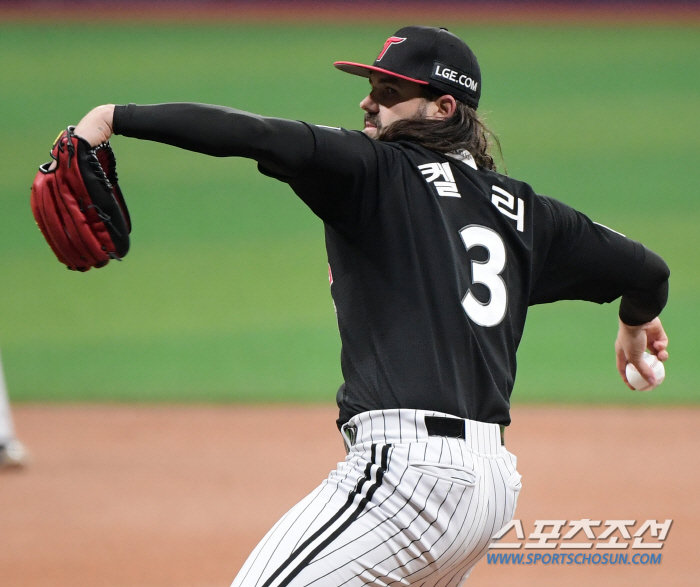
625, 352, 665, 391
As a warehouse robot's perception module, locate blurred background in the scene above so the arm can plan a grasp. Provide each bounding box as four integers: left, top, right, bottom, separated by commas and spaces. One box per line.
0, 0, 698, 407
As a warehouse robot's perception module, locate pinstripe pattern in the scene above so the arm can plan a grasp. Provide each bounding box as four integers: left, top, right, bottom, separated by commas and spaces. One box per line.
231, 409, 520, 587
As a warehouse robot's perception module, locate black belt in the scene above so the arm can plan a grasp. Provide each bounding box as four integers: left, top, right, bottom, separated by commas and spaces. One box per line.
425, 416, 505, 446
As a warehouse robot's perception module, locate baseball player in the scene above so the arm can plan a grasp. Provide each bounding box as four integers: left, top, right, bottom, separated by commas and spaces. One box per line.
69, 26, 669, 586
0, 349, 28, 469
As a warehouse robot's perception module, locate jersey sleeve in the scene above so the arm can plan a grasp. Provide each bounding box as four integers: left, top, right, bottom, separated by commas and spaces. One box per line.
529, 195, 668, 313
277, 124, 380, 232
113, 103, 380, 230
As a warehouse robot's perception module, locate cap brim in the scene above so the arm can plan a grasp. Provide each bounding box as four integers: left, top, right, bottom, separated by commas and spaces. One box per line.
334, 61, 428, 85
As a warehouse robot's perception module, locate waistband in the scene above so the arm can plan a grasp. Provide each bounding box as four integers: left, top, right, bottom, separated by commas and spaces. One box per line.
341, 409, 504, 455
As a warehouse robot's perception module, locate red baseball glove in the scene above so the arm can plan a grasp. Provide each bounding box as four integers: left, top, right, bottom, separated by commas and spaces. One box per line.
30, 126, 131, 271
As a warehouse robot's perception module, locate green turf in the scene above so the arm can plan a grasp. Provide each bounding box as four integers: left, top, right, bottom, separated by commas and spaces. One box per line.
0, 23, 698, 405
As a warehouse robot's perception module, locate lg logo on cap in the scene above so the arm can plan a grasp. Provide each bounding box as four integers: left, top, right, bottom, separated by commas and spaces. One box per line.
431, 62, 478, 93
376, 36, 406, 61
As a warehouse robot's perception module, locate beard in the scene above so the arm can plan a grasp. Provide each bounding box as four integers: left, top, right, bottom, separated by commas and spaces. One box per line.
364, 113, 381, 132
368, 102, 429, 139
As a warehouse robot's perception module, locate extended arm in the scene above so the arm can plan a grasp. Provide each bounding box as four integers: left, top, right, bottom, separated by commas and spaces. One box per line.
73, 103, 379, 228
75, 103, 315, 178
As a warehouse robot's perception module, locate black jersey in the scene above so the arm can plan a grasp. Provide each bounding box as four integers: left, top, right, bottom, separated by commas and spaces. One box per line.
113, 103, 669, 428
278, 125, 653, 427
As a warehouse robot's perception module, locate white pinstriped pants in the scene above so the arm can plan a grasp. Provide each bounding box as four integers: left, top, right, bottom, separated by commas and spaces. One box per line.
231, 409, 521, 587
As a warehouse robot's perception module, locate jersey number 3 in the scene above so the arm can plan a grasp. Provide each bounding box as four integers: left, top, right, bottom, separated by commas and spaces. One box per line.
459, 225, 507, 327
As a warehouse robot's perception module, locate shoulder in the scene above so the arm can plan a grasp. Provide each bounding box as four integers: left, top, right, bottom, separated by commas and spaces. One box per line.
303, 123, 375, 150
301, 124, 416, 168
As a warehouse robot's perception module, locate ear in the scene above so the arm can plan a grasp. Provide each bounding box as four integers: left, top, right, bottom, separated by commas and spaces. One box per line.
432, 94, 457, 120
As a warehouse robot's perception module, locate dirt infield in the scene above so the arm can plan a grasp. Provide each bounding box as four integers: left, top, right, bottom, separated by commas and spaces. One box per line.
1, 404, 697, 586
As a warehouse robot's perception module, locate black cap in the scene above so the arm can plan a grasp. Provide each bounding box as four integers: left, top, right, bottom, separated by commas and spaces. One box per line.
335, 26, 481, 109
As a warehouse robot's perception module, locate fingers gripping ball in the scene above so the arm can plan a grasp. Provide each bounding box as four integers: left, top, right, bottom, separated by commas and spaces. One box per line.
626, 352, 665, 391
30, 126, 131, 271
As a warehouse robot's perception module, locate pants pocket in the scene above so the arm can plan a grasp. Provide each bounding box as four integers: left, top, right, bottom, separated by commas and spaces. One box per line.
407, 460, 477, 488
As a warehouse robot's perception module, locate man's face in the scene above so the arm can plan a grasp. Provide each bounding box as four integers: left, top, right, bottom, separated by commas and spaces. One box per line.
360, 72, 436, 138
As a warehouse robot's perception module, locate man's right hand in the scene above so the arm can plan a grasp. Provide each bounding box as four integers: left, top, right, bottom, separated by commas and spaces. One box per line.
47, 105, 116, 172
615, 317, 669, 390
74, 104, 115, 147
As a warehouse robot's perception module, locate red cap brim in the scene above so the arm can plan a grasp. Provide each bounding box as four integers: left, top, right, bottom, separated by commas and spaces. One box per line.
334, 61, 429, 85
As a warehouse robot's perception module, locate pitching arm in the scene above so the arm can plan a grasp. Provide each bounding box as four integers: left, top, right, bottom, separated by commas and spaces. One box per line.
530, 195, 670, 389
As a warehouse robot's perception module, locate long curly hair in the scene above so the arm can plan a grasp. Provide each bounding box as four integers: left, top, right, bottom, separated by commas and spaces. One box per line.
377, 87, 503, 172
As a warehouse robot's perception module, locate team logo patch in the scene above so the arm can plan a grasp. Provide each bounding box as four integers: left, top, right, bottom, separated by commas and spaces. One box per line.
418, 161, 461, 197
376, 36, 406, 61
431, 61, 479, 95
343, 423, 357, 447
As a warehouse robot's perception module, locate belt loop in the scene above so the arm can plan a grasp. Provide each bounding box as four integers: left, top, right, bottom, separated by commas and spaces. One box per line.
499, 425, 505, 446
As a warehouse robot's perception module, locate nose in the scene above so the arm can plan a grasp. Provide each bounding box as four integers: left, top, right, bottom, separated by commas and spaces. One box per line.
360, 94, 378, 113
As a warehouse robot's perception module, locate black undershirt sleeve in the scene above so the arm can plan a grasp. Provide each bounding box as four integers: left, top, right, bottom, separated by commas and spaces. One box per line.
113, 103, 315, 178
618, 248, 670, 326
